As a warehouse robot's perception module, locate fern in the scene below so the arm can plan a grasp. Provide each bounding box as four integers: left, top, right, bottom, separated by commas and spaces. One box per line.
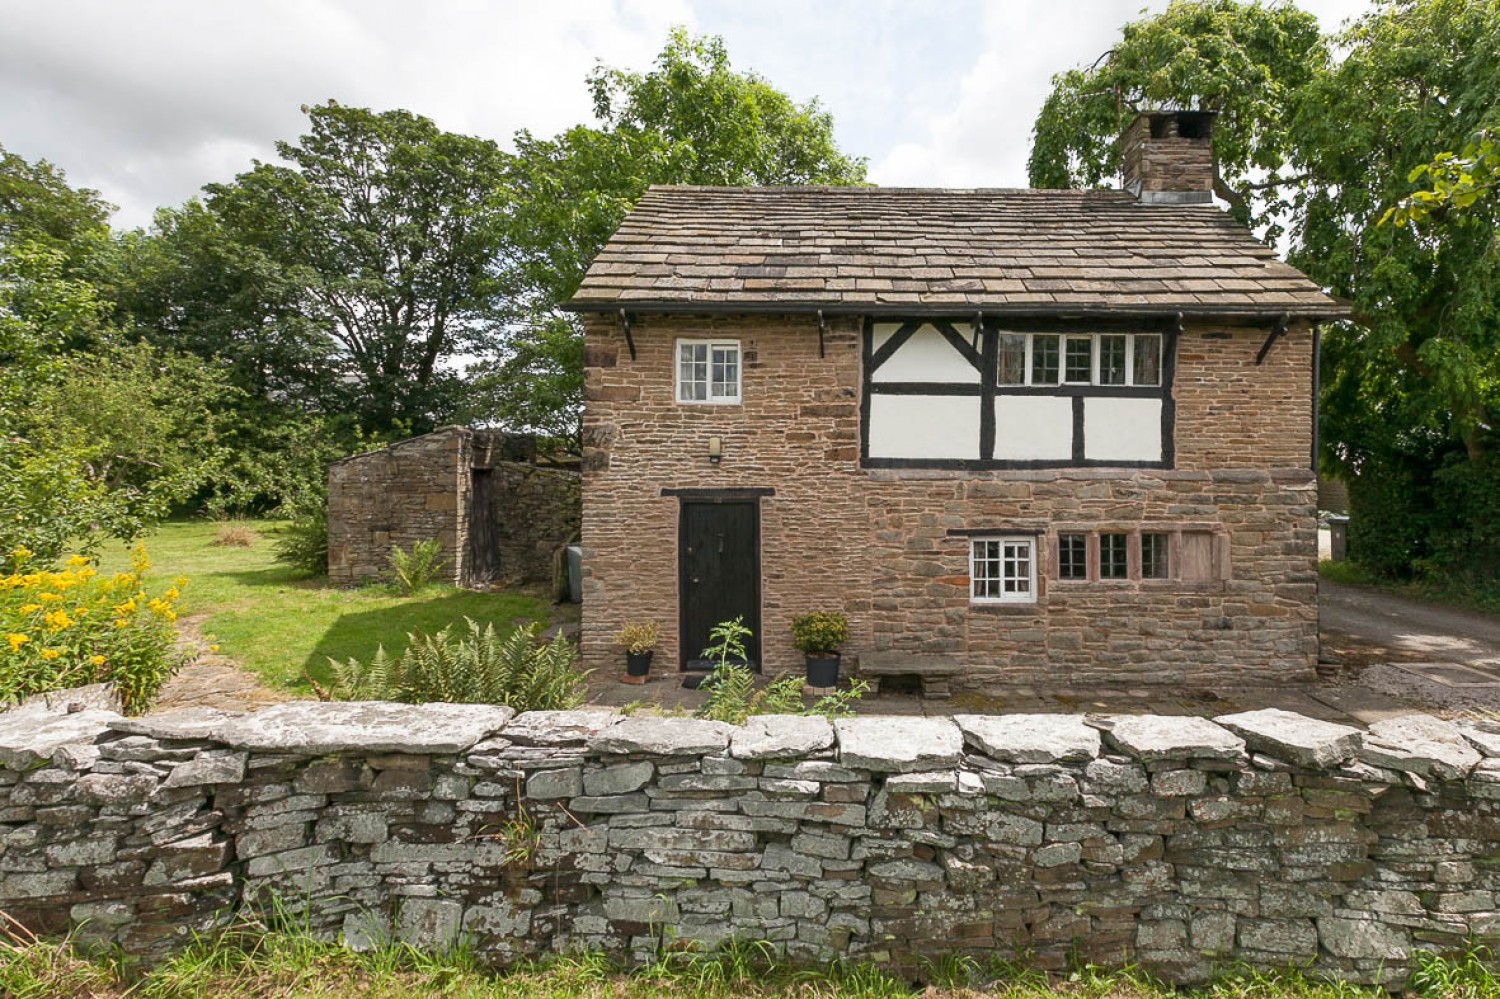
329, 619, 588, 711
388, 539, 446, 594
756, 675, 806, 715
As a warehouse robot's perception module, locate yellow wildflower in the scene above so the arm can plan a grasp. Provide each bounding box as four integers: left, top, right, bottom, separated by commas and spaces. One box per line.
65, 554, 91, 568
5, 634, 29, 652
90, 655, 105, 666
9, 545, 33, 561
114, 600, 137, 616
163, 586, 180, 602
37, 592, 62, 603
40, 648, 60, 661
209, 644, 220, 653
19, 603, 40, 614
43, 609, 74, 631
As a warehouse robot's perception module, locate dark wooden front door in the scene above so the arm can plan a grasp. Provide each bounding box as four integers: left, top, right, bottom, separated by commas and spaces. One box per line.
679, 501, 761, 670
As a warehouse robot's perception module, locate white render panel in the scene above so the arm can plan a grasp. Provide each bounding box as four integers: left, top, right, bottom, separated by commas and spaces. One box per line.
868, 395, 980, 459
1084, 397, 1163, 462
870, 324, 980, 384
993, 396, 1072, 460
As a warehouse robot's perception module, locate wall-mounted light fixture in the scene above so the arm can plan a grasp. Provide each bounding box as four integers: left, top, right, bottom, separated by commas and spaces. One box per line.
707, 436, 723, 464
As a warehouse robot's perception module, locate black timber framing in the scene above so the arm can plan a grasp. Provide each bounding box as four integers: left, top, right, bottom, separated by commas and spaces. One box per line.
861, 316, 1179, 471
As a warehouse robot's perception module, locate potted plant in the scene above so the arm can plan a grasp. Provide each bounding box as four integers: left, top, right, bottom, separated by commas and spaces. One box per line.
790, 612, 848, 688
614, 621, 660, 679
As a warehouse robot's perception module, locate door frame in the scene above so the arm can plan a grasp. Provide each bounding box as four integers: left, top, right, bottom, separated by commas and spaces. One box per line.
674, 489, 768, 671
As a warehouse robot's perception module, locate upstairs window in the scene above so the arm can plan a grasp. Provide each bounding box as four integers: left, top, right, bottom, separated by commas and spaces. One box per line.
677, 340, 741, 404
999, 332, 1162, 388
971, 536, 1037, 604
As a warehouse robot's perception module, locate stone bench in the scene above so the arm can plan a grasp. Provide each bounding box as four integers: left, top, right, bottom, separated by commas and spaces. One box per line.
856, 652, 963, 699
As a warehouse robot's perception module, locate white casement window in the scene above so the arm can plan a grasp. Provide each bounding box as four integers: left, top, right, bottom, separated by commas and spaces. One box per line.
970, 536, 1037, 604
676, 340, 741, 404
1000, 332, 1162, 388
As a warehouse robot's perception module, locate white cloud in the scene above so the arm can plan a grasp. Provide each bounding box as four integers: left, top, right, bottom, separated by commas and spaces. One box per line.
0, 0, 693, 227
0, 0, 1378, 227
869, 0, 1376, 190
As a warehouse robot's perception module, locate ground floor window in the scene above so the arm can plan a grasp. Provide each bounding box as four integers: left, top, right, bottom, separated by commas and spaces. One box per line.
970, 536, 1036, 604
1142, 532, 1170, 579
1058, 533, 1088, 580
1100, 533, 1129, 579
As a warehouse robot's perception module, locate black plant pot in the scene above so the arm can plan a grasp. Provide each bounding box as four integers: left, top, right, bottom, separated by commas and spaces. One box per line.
805, 653, 841, 688
626, 651, 653, 677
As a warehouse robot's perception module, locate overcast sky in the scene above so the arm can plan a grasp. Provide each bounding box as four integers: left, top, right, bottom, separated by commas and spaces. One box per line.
1, 0, 1375, 230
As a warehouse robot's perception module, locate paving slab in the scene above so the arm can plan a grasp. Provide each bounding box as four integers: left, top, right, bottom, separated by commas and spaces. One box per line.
1360, 713, 1482, 780
834, 716, 962, 772
208, 701, 515, 754
1105, 714, 1245, 762
589, 716, 735, 756
731, 715, 835, 760
1215, 708, 1362, 768
954, 713, 1100, 764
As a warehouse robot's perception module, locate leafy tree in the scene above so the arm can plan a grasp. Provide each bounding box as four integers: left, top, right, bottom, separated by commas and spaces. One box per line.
192, 103, 510, 435
1386, 129, 1500, 225
0, 143, 114, 274
1026, 0, 1327, 234
1030, 0, 1500, 578
0, 153, 238, 557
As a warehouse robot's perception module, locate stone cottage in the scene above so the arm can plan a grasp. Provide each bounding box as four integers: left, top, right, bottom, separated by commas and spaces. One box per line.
327, 426, 579, 589
566, 111, 1349, 691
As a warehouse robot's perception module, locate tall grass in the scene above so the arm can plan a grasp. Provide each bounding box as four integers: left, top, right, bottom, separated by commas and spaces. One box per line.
3, 916, 1499, 999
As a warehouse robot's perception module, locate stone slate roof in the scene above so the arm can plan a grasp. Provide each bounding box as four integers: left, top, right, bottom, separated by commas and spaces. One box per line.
566, 186, 1349, 319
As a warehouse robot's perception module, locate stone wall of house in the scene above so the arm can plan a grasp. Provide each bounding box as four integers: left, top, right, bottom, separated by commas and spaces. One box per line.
580, 315, 1317, 686
328, 427, 579, 589
4, 700, 1500, 987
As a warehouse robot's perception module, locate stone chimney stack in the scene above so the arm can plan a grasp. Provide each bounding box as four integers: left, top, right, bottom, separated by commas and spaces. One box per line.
1120, 110, 1216, 204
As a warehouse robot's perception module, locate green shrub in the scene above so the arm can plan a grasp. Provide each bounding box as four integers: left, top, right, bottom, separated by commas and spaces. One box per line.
272, 501, 328, 576
388, 539, 446, 594
329, 618, 587, 710
613, 620, 660, 655
789, 611, 848, 655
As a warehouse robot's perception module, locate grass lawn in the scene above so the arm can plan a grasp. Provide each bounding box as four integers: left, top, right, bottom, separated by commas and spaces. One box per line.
97, 520, 552, 695
7, 924, 1494, 999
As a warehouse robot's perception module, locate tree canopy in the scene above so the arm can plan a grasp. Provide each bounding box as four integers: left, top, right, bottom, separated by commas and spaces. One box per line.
1031, 0, 1500, 578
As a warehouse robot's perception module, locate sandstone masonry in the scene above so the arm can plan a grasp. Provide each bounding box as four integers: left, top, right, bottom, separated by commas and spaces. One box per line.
328, 427, 579, 589
5, 699, 1500, 987
580, 314, 1317, 686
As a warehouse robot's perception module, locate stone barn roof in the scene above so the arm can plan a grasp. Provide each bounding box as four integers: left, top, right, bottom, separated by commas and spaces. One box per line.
566, 186, 1348, 321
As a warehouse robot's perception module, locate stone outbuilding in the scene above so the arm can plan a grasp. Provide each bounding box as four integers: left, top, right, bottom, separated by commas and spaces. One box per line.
327, 426, 580, 590
566, 110, 1350, 692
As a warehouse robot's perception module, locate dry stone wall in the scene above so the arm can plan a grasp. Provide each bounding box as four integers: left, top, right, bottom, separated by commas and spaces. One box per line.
4, 699, 1500, 987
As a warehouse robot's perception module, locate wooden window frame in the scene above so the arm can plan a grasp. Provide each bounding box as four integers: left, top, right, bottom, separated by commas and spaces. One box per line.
675, 338, 742, 405
970, 535, 1038, 605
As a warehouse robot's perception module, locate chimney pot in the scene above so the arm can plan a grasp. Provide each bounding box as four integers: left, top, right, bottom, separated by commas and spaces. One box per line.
1121, 110, 1216, 204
